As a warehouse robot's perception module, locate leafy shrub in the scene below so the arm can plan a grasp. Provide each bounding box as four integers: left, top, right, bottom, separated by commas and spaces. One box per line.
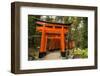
73, 48, 88, 58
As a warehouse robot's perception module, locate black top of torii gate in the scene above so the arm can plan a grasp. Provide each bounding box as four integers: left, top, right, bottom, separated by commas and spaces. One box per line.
33, 18, 72, 26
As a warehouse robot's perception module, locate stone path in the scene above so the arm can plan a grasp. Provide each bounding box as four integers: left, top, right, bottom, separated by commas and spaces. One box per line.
42, 51, 62, 60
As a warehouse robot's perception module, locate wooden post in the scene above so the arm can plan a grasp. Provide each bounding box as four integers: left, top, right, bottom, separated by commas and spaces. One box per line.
61, 26, 66, 57
39, 24, 46, 58
44, 35, 47, 52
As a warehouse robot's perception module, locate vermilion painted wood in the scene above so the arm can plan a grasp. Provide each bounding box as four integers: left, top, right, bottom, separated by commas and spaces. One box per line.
36, 21, 69, 53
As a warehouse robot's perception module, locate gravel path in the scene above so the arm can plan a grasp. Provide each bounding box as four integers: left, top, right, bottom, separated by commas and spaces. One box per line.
42, 51, 62, 60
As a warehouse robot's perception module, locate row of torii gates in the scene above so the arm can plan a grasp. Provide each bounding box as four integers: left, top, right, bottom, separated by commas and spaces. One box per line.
34, 19, 75, 58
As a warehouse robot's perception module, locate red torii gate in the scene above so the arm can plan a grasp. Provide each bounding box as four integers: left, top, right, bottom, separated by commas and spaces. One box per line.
35, 20, 72, 58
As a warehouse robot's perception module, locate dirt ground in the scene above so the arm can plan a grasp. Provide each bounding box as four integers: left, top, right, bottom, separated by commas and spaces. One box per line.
42, 51, 62, 60
28, 48, 68, 60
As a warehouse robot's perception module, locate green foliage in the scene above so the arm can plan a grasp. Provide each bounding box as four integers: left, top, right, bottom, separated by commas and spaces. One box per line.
71, 17, 88, 49
28, 15, 37, 36
80, 17, 88, 49
28, 15, 41, 48
73, 48, 88, 58
81, 48, 88, 58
